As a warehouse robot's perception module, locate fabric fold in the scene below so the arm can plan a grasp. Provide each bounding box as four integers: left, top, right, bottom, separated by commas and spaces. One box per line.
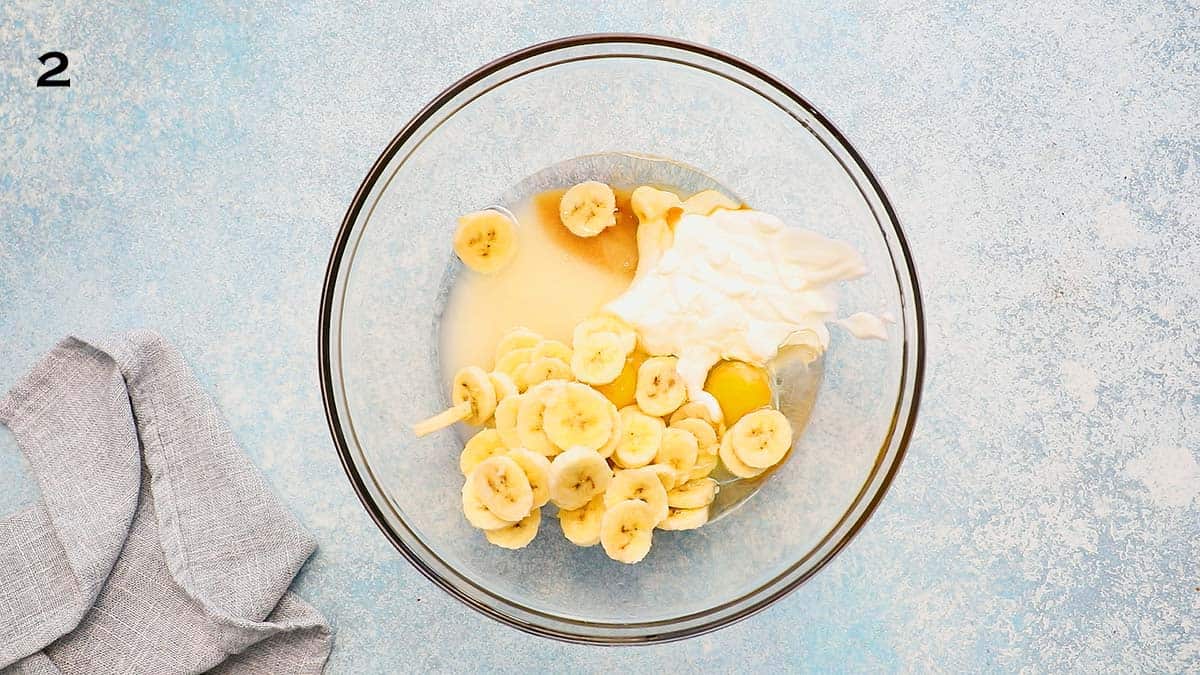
0, 332, 332, 674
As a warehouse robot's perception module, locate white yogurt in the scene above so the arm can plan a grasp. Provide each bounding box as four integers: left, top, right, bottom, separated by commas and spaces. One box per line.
606, 208, 872, 402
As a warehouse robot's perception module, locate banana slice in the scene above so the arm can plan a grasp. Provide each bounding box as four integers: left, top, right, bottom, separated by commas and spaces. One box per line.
670, 418, 719, 480
667, 477, 718, 509
570, 332, 627, 385
495, 347, 535, 381
469, 455, 534, 522
506, 447, 552, 508
516, 356, 572, 391
412, 366, 497, 436
495, 327, 542, 362
718, 430, 765, 479
645, 463, 679, 491
493, 394, 523, 448
668, 401, 725, 435
532, 339, 572, 363
655, 427, 699, 479
453, 209, 518, 274
459, 428, 507, 476
557, 493, 605, 546
658, 505, 709, 531
542, 382, 615, 452
596, 402, 623, 459
461, 482, 515, 531
682, 189, 740, 215
635, 356, 687, 417
728, 408, 793, 469
605, 467, 669, 525
572, 314, 638, 356
600, 498, 657, 564
613, 406, 665, 469
484, 508, 541, 550
559, 181, 617, 237
516, 381, 564, 456
488, 371, 519, 401
548, 445, 612, 510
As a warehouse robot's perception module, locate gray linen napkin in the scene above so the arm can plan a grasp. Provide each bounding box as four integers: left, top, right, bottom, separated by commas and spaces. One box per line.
0, 331, 332, 674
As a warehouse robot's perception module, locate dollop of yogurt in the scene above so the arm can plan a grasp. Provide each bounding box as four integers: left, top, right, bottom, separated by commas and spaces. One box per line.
606, 208, 872, 403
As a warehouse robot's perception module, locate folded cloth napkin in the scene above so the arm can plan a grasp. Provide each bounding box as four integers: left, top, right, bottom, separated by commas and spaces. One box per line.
0, 332, 332, 674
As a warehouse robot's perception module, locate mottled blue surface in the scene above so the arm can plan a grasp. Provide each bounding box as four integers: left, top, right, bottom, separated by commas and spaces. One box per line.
2, 2, 1198, 672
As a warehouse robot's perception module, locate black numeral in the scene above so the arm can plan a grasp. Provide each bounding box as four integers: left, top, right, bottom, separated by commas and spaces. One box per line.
37, 52, 70, 87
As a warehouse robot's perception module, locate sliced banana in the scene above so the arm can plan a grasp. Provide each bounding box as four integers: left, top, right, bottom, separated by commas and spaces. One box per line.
506, 448, 552, 508
644, 463, 679, 491
459, 428, 507, 476
670, 418, 719, 480
461, 482, 515, 531
600, 498, 657, 564
612, 406, 665, 469
570, 332, 627, 385
559, 181, 617, 237
493, 394, 523, 449
548, 445, 612, 510
516, 381, 564, 456
516, 356, 571, 391
728, 408, 793, 469
412, 365, 497, 436
596, 402, 623, 459
542, 382, 615, 452
557, 493, 605, 546
453, 209, 518, 274
488, 371, 519, 401
655, 427, 699, 479
532, 339, 573, 363
667, 477, 718, 509
572, 314, 638, 356
484, 508, 541, 550
495, 327, 542, 362
682, 189, 740, 215
668, 401, 725, 435
658, 505, 709, 531
605, 467, 669, 525
719, 430, 765, 479
470, 455, 534, 522
635, 356, 687, 417
495, 347, 535, 382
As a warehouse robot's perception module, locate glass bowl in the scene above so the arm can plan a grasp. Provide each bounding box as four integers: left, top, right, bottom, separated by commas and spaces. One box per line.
319, 34, 924, 644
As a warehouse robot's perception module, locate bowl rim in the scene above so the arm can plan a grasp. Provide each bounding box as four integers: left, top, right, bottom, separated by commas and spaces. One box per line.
319, 32, 925, 644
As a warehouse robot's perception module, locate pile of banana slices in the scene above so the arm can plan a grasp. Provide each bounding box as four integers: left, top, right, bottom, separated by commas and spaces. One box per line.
415, 316, 793, 564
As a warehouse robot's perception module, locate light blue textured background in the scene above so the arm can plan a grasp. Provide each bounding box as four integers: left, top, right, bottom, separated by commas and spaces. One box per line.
2, 2, 1198, 672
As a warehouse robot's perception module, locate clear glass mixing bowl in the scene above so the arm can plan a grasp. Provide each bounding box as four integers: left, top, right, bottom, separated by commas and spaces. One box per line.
319, 34, 924, 644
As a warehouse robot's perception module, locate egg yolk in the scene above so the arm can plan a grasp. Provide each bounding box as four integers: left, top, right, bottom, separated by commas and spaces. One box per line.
704, 360, 772, 424
596, 351, 648, 408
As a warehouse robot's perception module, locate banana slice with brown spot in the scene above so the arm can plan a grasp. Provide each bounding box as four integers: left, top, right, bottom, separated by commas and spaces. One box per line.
718, 430, 766, 479
459, 428, 507, 476
559, 181, 617, 237
548, 445, 613, 510
605, 467, 669, 525
412, 365, 497, 436
469, 455, 534, 522
658, 505, 709, 531
670, 418, 719, 480
728, 408, 793, 469
461, 482, 515, 531
506, 447, 552, 508
666, 477, 718, 509
541, 382, 615, 452
454, 209, 518, 274
600, 498, 657, 564
570, 332, 627, 385
516, 381, 565, 456
516, 356, 571, 391
484, 508, 541, 549
635, 356, 687, 417
612, 406, 665, 469
557, 493, 605, 546
655, 427, 699, 480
